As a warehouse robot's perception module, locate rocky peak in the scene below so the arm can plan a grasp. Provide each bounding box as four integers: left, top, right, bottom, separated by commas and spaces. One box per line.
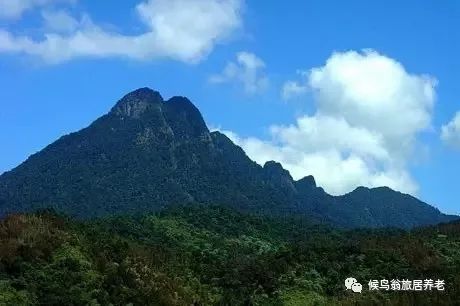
111, 87, 163, 118
164, 96, 210, 140
296, 175, 317, 189
263, 161, 296, 192
263, 161, 291, 177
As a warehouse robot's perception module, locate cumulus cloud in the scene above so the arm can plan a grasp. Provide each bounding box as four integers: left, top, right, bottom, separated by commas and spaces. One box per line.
209, 51, 269, 94
221, 50, 437, 195
441, 112, 460, 149
0, 0, 75, 20
281, 70, 309, 100
41, 9, 79, 33
0, 0, 243, 63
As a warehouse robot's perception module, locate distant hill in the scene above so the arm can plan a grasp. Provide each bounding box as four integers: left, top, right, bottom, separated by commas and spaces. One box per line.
0, 87, 457, 228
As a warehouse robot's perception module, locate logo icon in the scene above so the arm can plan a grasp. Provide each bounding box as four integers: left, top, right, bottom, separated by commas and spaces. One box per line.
345, 277, 363, 293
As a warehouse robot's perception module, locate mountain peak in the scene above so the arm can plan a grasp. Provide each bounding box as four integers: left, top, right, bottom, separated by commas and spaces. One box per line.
296, 175, 317, 189
164, 96, 210, 139
124, 87, 163, 102
111, 87, 163, 118
263, 161, 293, 180
166, 96, 202, 117
264, 161, 285, 172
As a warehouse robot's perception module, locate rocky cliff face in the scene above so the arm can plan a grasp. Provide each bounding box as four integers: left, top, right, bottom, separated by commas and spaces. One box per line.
0, 88, 457, 228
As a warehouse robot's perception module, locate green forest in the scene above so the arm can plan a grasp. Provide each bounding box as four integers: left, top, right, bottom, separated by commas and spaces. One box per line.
0, 205, 459, 306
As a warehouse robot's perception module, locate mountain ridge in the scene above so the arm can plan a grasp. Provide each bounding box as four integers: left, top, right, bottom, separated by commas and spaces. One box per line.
0, 87, 457, 228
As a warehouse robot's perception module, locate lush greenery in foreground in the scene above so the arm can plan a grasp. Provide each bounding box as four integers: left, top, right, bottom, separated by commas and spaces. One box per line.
0, 205, 459, 305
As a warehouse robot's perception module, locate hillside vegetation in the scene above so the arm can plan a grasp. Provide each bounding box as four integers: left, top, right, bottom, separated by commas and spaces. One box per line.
0, 205, 459, 305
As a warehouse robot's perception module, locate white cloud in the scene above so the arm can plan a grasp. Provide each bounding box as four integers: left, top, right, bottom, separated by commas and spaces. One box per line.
441, 112, 460, 149
0, 0, 75, 20
308, 50, 436, 145
220, 50, 437, 195
281, 81, 308, 100
41, 10, 79, 33
281, 70, 309, 100
0, 0, 243, 63
209, 51, 269, 94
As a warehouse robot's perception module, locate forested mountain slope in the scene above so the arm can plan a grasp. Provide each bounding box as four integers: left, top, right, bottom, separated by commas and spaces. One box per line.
0, 88, 456, 228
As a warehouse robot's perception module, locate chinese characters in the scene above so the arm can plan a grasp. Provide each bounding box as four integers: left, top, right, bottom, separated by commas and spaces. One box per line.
368, 279, 445, 291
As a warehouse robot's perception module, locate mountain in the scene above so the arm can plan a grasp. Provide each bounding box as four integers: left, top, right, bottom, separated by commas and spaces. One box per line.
0, 87, 456, 228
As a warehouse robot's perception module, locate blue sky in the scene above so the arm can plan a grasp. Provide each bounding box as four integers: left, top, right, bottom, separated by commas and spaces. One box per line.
0, 0, 459, 214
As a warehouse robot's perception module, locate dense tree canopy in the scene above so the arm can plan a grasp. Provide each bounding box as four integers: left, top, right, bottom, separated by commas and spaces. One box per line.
0, 205, 458, 305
